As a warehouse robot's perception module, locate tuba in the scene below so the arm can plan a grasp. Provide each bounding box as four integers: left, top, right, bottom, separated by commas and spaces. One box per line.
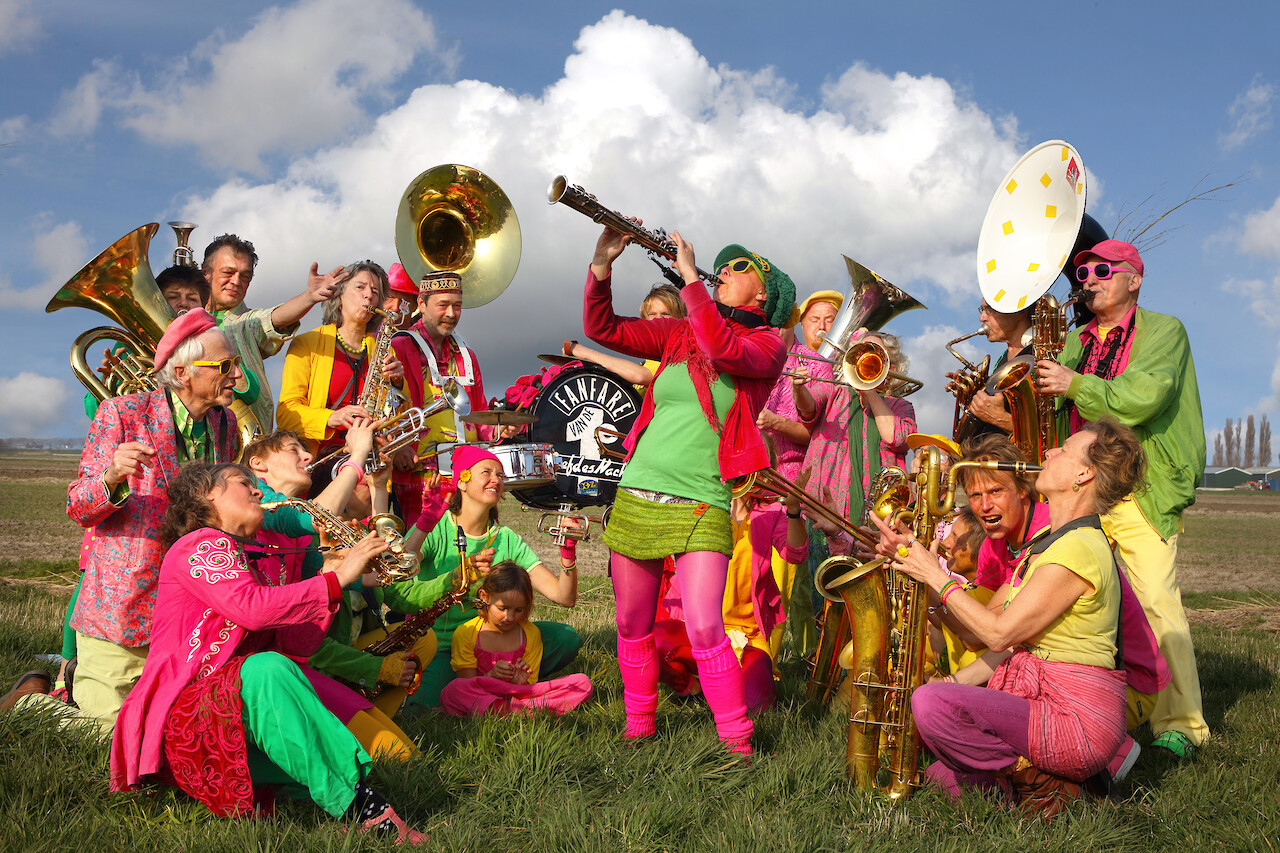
395, 164, 521, 308
48, 222, 264, 452
817, 256, 925, 362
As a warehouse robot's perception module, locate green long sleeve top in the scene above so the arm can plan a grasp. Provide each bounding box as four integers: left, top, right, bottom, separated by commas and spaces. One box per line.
1059, 306, 1206, 539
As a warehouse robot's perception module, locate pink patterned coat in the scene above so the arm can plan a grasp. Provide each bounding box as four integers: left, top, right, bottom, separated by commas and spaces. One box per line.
67, 390, 240, 646
111, 528, 340, 793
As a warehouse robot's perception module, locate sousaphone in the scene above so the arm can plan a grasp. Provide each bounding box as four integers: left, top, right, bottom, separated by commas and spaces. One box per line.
394, 164, 522, 308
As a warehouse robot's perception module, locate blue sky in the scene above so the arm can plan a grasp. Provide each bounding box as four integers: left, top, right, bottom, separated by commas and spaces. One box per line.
1, 0, 1277, 447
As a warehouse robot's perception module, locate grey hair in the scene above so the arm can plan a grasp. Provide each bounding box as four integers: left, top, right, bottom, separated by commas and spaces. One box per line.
154, 330, 224, 390
869, 331, 909, 375
321, 261, 389, 328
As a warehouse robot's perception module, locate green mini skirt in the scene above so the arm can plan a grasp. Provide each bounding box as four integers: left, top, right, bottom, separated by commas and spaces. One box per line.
603, 488, 733, 559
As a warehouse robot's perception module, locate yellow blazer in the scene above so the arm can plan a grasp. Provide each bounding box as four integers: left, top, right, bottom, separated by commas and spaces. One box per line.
276, 324, 376, 453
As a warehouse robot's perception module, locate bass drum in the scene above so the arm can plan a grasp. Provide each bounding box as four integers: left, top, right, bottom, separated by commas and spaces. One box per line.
507, 363, 642, 509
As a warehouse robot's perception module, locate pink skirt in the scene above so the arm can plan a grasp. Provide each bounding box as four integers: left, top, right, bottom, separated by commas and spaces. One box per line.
439, 673, 593, 717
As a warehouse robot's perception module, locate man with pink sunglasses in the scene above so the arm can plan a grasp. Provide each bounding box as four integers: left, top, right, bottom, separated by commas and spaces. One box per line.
1034, 240, 1207, 761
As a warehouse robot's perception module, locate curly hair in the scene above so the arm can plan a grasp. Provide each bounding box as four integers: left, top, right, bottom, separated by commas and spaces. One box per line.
201, 234, 258, 274
641, 283, 687, 319
957, 432, 1038, 500
1078, 418, 1147, 515
321, 260, 390, 328
868, 331, 909, 375
477, 561, 534, 618
161, 462, 256, 546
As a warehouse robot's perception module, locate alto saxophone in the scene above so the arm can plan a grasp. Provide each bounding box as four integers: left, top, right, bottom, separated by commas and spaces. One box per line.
991, 292, 1081, 464
356, 303, 409, 422
823, 448, 1040, 799
260, 498, 419, 585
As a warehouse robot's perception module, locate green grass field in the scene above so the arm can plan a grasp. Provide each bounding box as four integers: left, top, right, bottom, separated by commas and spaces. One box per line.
2, 452, 1279, 851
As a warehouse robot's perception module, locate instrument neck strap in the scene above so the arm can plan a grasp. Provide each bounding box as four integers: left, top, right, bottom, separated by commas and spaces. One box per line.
716, 303, 765, 329
847, 397, 880, 521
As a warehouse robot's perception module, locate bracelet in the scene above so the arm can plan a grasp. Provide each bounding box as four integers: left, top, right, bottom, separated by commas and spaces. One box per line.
338, 461, 366, 486
561, 562, 577, 573
563, 339, 578, 357
937, 578, 959, 602
785, 509, 802, 519
940, 581, 963, 607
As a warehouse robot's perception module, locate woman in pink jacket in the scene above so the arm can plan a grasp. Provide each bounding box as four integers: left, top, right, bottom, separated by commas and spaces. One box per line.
110, 462, 426, 844
582, 224, 794, 755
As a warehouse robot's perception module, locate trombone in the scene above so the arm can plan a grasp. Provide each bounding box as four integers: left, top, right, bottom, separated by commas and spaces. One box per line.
783, 339, 923, 397
730, 468, 878, 550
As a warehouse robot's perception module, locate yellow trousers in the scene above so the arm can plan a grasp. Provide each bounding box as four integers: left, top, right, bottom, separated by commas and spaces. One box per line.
1102, 496, 1208, 746
345, 707, 418, 761
353, 629, 437, 719
73, 632, 148, 737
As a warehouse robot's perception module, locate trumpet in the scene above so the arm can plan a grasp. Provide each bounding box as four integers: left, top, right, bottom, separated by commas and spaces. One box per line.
521, 502, 612, 546
547, 176, 722, 288
944, 325, 991, 444
784, 339, 923, 397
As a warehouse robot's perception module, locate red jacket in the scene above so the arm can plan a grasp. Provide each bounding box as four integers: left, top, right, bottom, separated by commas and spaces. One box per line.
582, 268, 785, 481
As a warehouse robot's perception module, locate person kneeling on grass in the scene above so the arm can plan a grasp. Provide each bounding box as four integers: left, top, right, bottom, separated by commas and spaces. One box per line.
440, 562, 592, 716
110, 462, 426, 844
876, 419, 1146, 820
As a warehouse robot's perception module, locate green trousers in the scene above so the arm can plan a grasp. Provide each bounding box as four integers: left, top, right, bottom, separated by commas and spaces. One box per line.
239, 652, 372, 817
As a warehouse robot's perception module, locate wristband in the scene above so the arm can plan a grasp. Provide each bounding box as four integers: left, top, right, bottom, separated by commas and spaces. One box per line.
563, 339, 578, 357
338, 460, 366, 486
559, 542, 577, 562
786, 509, 802, 519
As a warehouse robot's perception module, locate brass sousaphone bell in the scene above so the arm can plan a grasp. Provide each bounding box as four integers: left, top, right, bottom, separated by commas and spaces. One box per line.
394, 164, 522, 308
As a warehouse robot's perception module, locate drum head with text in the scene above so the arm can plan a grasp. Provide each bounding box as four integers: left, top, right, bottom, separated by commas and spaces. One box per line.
509, 363, 642, 509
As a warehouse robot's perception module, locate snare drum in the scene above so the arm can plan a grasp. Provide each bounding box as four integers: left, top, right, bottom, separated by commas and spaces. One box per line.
491, 443, 557, 488
507, 363, 642, 509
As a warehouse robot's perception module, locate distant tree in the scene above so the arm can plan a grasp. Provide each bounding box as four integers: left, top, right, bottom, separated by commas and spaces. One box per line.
1213, 433, 1225, 467
1261, 415, 1273, 467
1225, 417, 1244, 467
1245, 415, 1257, 468
1233, 419, 1244, 466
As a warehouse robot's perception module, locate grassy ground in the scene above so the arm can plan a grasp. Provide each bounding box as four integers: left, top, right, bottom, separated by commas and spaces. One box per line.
2, 453, 1279, 851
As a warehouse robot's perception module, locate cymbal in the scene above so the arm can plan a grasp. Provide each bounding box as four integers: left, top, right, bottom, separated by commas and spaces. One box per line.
462, 409, 537, 426
537, 353, 578, 366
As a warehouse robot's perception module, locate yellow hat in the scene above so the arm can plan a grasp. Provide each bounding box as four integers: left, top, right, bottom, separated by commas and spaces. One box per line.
906, 433, 962, 458
787, 289, 845, 329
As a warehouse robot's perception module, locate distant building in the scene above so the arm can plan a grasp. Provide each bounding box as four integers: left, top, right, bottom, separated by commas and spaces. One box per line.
1201, 466, 1280, 490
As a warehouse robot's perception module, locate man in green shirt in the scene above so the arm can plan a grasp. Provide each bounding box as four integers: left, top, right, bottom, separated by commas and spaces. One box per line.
1035, 239, 1207, 758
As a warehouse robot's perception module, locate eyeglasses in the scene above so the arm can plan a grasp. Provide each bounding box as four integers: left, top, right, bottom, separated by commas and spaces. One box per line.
978, 302, 993, 315
717, 258, 761, 280
1075, 262, 1134, 282
189, 355, 242, 375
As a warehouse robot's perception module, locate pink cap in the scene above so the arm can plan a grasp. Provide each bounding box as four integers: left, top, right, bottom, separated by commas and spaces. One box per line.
154, 308, 217, 370
1074, 239, 1144, 276
387, 262, 417, 297
451, 444, 501, 476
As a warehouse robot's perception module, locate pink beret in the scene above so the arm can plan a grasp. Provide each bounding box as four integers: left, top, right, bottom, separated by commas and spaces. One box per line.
155, 308, 217, 370
452, 444, 501, 476
387, 262, 417, 297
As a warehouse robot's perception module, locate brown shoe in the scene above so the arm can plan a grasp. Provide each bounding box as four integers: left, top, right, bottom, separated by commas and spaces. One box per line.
0, 670, 52, 712
1009, 765, 1083, 820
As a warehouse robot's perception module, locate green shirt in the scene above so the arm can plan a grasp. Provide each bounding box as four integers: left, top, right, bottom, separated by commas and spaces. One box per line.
1060, 306, 1206, 539
619, 363, 736, 510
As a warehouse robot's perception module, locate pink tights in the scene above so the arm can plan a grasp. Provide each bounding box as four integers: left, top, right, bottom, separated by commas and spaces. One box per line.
612, 551, 753, 753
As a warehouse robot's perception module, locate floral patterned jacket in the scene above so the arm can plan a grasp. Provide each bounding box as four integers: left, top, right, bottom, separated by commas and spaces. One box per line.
67, 390, 239, 646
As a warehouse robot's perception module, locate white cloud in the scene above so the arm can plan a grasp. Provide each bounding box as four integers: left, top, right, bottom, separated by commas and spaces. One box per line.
1228, 194, 1280, 416
162, 11, 1026, 437
52, 0, 440, 172
1239, 193, 1280, 259
0, 0, 40, 56
0, 218, 90, 309
898, 323, 992, 440
1220, 76, 1275, 151
0, 372, 71, 436
0, 114, 29, 142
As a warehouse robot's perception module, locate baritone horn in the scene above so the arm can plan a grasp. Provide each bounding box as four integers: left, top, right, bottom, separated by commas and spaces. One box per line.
944, 325, 991, 444
395, 164, 522, 308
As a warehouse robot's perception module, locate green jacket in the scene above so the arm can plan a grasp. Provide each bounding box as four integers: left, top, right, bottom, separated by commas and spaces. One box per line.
1059, 306, 1206, 539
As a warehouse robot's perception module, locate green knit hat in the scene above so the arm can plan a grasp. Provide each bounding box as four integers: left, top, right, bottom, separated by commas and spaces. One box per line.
713, 244, 796, 328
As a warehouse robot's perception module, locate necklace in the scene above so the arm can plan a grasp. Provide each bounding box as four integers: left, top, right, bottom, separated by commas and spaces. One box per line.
336, 330, 365, 355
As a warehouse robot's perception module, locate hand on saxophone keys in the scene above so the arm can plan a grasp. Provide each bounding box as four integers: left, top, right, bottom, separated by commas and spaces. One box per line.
1032, 359, 1075, 396
327, 530, 392, 588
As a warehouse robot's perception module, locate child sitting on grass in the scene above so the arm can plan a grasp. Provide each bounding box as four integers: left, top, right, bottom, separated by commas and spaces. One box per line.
439, 563, 592, 717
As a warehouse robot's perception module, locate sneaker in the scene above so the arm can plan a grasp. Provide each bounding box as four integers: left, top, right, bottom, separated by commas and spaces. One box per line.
355, 804, 427, 845
1151, 730, 1196, 759
1107, 735, 1141, 782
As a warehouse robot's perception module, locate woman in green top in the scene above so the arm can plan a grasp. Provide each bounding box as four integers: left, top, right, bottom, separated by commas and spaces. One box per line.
402, 444, 582, 709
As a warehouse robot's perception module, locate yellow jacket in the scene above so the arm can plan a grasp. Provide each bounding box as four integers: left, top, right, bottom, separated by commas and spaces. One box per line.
276, 324, 376, 452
